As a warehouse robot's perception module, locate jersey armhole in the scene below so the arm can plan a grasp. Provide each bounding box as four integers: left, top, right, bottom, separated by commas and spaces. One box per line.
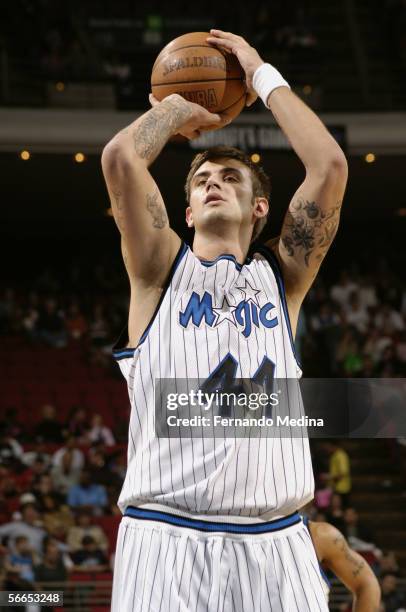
113, 241, 189, 361
253, 243, 302, 371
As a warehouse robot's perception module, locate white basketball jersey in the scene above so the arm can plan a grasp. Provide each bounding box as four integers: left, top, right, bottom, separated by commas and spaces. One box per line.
113, 242, 314, 518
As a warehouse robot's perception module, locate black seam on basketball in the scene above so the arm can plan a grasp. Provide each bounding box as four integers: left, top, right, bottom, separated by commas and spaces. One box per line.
217, 91, 247, 113
152, 77, 244, 87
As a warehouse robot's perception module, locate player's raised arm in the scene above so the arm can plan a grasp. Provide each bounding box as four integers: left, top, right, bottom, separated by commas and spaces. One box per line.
101, 93, 225, 284
310, 521, 381, 612
207, 30, 348, 328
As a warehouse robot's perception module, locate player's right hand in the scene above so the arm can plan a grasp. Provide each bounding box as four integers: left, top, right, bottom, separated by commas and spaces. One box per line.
149, 93, 232, 140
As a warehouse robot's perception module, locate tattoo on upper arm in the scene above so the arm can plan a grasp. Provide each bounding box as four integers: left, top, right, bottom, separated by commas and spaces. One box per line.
133, 98, 192, 160
333, 535, 365, 577
146, 190, 168, 229
281, 194, 341, 267
111, 188, 126, 234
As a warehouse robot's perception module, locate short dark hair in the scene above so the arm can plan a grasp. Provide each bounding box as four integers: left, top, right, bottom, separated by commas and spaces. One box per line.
184, 146, 271, 243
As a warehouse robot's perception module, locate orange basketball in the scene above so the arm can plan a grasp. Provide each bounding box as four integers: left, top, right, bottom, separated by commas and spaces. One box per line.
151, 32, 246, 120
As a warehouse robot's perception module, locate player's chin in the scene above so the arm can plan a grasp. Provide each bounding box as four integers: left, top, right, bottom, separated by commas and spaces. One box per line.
200, 208, 235, 228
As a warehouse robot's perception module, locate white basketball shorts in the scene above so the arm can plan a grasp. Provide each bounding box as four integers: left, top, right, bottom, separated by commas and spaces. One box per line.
111, 505, 329, 612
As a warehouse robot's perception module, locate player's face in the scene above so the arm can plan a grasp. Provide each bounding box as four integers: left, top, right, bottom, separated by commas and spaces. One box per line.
186, 158, 261, 236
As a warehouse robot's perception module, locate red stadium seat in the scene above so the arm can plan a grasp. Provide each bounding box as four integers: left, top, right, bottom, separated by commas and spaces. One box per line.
69, 572, 93, 582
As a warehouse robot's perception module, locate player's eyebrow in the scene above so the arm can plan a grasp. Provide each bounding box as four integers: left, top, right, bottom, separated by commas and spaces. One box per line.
192, 167, 243, 183
220, 167, 243, 178
192, 170, 210, 182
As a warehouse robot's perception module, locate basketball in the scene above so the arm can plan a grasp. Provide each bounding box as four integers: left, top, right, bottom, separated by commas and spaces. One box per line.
151, 32, 246, 120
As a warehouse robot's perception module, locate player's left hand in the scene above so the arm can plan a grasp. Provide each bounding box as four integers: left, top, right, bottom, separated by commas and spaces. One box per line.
207, 29, 264, 107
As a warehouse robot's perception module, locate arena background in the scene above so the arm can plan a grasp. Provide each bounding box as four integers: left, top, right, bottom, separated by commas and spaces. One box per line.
0, 0, 405, 610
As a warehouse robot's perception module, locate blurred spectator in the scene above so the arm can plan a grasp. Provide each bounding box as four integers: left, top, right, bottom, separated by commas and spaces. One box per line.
325, 493, 345, 531
89, 304, 110, 347
330, 271, 357, 308
33, 474, 63, 510
6, 535, 37, 584
40, 494, 74, 541
66, 407, 89, 442
374, 303, 404, 334
380, 573, 405, 612
379, 551, 400, 577
0, 465, 22, 518
336, 329, 363, 376
65, 302, 88, 341
67, 509, 108, 553
36, 298, 67, 348
22, 306, 39, 342
325, 441, 352, 506
344, 292, 370, 334
2, 408, 25, 441
35, 404, 63, 443
363, 327, 393, 364
0, 427, 24, 469
0, 503, 46, 555
358, 276, 378, 310
34, 537, 69, 586
51, 437, 84, 493
87, 448, 117, 487
376, 345, 402, 376
27, 455, 49, 483
309, 301, 341, 372
342, 507, 374, 544
52, 437, 84, 473
71, 535, 109, 573
23, 441, 52, 468
67, 470, 108, 513
357, 354, 377, 377
87, 414, 115, 447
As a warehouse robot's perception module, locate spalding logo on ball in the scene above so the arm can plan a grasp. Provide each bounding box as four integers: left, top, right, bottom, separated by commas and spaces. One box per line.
151, 32, 247, 120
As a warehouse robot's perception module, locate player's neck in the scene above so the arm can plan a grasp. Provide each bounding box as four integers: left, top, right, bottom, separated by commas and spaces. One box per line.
192, 234, 249, 265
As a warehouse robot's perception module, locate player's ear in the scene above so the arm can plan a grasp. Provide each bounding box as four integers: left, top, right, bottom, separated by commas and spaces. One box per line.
253, 197, 269, 220
186, 205, 194, 228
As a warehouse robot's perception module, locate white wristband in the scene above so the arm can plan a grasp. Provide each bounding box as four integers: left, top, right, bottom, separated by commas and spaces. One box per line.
253, 63, 290, 108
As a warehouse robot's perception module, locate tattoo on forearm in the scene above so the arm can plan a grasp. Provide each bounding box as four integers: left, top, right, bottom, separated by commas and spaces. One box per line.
333, 536, 365, 577
146, 190, 168, 229
281, 194, 341, 267
133, 98, 193, 160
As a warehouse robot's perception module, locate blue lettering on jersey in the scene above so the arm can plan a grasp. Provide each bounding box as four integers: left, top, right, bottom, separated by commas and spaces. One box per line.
179, 289, 278, 338
179, 291, 216, 327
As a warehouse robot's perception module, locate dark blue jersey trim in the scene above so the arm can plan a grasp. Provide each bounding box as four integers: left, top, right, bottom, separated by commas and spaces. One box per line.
254, 244, 302, 370
113, 241, 188, 361
124, 506, 301, 534
199, 253, 243, 271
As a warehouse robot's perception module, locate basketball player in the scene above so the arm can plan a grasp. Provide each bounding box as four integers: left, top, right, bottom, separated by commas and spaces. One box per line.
304, 517, 381, 611
102, 29, 348, 611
